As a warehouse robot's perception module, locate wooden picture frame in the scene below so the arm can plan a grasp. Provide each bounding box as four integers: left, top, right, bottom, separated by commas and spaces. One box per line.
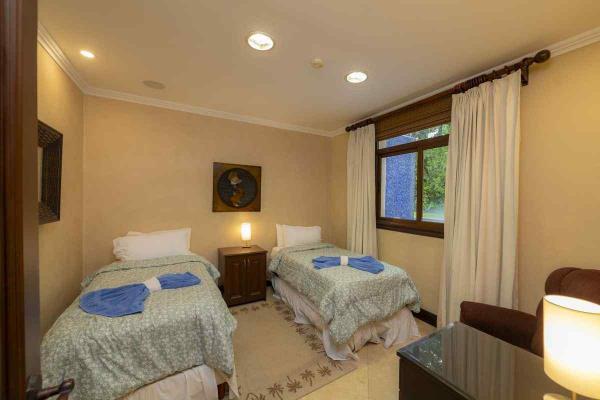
38, 121, 63, 224
213, 162, 261, 212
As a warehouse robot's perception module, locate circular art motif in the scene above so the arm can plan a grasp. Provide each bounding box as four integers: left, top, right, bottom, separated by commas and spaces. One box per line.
217, 168, 258, 208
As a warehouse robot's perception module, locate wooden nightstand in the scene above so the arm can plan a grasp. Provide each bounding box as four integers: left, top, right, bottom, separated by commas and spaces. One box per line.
218, 245, 267, 307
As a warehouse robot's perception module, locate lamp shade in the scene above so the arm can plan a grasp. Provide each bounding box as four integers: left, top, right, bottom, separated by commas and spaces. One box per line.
544, 295, 600, 398
241, 223, 252, 242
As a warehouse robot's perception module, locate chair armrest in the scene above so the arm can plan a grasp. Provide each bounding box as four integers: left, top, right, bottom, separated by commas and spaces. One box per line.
460, 301, 537, 352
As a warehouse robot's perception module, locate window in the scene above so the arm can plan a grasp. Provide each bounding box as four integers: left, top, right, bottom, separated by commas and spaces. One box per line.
376, 123, 450, 237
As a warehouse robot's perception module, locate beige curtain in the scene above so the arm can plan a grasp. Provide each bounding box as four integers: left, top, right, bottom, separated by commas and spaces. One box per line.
347, 124, 378, 257
438, 71, 521, 327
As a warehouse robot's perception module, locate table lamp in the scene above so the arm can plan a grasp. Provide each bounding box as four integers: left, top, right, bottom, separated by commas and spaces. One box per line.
543, 295, 600, 400
241, 222, 252, 248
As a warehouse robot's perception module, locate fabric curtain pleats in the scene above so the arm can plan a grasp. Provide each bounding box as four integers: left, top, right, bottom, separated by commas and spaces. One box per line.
347, 124, 378, 258
438, 71, 521, 327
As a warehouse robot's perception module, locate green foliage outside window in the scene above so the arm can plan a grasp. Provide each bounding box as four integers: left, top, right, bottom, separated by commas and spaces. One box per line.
417, 124, 450, 220
378, 123, 450, 224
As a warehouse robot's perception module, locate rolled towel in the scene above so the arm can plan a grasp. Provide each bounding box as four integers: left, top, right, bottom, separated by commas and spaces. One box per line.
312, 256, 384, 274
80, 272, 200, 317
143, 276, 162, 292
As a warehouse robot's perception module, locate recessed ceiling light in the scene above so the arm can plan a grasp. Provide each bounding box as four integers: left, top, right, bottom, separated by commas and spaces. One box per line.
247, 32, 274, 51
142, 80, 166, 90
346, 71, 367, 83
79, 49, 95, 59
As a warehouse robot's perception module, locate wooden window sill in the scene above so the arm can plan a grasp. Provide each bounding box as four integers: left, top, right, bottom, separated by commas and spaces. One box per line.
376, 220, 444, 239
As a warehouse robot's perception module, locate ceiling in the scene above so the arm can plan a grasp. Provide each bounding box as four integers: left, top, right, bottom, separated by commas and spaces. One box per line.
39, 0, 600, 135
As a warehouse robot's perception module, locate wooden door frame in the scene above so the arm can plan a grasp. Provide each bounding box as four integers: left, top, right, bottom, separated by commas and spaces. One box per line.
1, 0, 40, 399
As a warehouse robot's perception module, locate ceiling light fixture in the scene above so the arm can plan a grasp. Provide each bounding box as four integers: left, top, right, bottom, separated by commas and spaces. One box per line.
80, 49, 95, 59
346, 71, 367, 83
247, 32, 274, 51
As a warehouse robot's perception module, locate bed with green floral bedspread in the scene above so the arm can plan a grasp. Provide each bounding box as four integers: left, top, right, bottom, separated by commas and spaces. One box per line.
41, 255, 236, 400
269, 243, 420, 345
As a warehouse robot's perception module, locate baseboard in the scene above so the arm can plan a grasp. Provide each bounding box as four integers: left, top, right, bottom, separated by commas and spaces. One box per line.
412, 308, 437, 328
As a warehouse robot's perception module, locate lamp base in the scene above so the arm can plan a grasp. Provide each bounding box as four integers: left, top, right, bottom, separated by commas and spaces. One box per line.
242, 241, 251, 248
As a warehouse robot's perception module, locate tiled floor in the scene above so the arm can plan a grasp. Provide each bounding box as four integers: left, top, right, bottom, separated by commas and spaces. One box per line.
301, 319, 435, 400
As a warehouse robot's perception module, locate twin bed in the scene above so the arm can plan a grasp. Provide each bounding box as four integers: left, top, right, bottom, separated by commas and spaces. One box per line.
269, 242, 421, 360
42, 255, 236, 400
41, 226, 421, 400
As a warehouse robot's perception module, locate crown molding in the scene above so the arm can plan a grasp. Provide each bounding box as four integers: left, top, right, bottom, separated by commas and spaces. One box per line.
37, 23, 89, 92
37, 23, 332, 137
335, 25, 600, 136
37, 22, 599, 138
549, 25, 600, 56
85, 86, 332, 136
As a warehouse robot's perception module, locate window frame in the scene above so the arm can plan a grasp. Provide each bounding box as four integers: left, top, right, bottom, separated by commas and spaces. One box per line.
375, 124, 449, 238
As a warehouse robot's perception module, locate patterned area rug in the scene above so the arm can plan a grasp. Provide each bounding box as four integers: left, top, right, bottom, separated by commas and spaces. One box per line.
231, 296, 357, 400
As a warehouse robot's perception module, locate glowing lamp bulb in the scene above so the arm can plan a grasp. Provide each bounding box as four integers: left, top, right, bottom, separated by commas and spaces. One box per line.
241, 223, 252, 247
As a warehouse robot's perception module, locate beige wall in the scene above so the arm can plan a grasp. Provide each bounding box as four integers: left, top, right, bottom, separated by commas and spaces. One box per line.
329, 133, 348, 248
37, 44, 84, 333
330, 42, 600, 315
518, 42, 600, 313
378, 231, 443, 312
82, 96, 332, 275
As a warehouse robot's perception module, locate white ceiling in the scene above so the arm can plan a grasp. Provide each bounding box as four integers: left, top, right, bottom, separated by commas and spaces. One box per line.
39, 0, 600, 135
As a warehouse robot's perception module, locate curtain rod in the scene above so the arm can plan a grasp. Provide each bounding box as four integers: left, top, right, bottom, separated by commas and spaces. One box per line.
345, 49, 551, 132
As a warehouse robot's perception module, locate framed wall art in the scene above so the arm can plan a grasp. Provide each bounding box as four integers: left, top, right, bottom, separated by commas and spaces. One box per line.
212, 162, 261, 212
38, 120, 63, 224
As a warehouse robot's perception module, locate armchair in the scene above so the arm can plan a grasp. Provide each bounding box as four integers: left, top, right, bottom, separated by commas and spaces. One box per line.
460, 267, 600, 356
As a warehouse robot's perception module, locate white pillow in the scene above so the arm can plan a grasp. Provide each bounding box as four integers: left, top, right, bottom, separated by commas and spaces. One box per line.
113, 228, 192, 261
276, 224, 285, 248
271, 246, 283, 257
280, 225, 321, 247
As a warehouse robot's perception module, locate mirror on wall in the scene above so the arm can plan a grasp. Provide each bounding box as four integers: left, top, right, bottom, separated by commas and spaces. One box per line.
38, 120, 62, 224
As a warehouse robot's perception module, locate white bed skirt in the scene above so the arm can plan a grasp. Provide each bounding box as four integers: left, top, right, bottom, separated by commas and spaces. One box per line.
272, 276, 420, 361
123, 365, 238, 400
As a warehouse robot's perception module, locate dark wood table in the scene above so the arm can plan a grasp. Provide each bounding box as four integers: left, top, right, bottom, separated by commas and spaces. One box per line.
397, 322, 590, 400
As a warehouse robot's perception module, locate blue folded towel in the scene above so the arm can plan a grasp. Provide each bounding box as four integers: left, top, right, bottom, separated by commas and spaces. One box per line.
312, 256, 384, 274
80, 272, 200, 317
312, 256, 342, 269
156, 272, 201, 289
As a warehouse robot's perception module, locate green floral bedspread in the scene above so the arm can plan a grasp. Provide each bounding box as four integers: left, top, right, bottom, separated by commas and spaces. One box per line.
269, 243, 420, 344
41, 255, 236, 400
